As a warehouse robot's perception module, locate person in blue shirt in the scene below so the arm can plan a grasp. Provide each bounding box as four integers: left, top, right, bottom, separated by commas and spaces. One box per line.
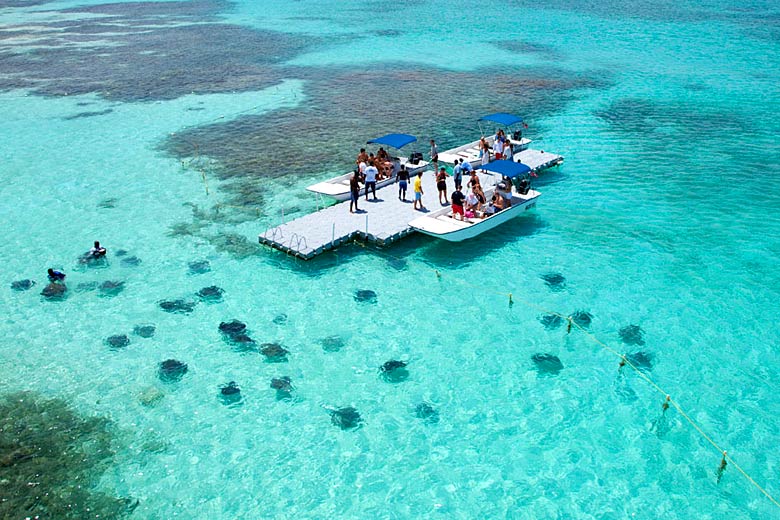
47, 268, 66, 282
452, 160, 463, 191
460, 158, 474, 175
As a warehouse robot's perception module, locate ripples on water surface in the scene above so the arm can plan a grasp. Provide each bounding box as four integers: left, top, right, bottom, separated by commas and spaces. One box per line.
1, 0, 779, 517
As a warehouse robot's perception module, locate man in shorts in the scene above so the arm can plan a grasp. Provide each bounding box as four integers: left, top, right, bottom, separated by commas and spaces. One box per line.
451, 186, 465, 221
413, 171, 425, 211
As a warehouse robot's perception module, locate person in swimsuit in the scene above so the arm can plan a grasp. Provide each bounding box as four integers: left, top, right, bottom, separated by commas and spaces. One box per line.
436, 166, 450, 205
397, 165, 410, 201
349, 170, 361, 213
466, 171, 480, 190
356, 148, 368, 166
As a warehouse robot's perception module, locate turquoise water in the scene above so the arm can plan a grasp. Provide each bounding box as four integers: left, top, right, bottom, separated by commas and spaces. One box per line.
1, 0, 779, 518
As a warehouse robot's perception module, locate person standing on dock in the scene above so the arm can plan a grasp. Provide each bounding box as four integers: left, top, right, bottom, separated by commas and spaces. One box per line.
453, 159, 463, 191
429, 139, 439, 172
397, 165, 410, 201
413, 171, 425, 211
349, 170, 361, 213
436, 166, 450, 205
364, 160, 378, 201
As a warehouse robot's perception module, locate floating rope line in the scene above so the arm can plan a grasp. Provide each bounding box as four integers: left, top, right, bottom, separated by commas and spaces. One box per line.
351, 243, 780, 510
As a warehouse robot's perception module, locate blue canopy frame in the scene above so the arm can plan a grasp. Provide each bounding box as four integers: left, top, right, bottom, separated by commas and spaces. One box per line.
480, 160, 531, 178
367, 133, 417, 149
479, 113, 524, 127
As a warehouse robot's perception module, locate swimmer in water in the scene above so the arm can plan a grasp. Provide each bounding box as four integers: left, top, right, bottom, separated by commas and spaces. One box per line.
89, 241, 107, 258
47, 268, 66, 282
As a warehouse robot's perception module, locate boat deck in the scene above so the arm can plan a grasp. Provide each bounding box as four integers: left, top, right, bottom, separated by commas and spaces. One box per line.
258, 148, 562, 259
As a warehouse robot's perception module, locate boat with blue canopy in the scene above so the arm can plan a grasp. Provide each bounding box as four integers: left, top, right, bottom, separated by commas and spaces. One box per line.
307, 133, 429, 201
438, 112, 532, 168
407, 160, 540, 242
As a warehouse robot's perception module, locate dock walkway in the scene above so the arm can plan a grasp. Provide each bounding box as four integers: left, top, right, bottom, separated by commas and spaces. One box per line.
258, 149, 562, 259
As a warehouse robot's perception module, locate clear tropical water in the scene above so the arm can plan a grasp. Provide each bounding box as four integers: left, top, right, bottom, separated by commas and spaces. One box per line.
1, 0, 779, 518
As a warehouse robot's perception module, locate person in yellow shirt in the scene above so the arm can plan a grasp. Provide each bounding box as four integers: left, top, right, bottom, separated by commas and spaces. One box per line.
413, 171, 424, 211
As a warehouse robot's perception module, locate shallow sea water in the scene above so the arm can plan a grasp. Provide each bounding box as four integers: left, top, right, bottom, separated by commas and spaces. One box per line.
1, 0, 779, 518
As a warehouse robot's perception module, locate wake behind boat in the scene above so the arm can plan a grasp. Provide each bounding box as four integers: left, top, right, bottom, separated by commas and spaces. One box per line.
306, 133, 429, 201
408, 160, 540, 242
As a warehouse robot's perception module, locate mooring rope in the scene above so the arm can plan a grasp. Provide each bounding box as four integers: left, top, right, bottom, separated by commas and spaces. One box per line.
347, 241, 780, 510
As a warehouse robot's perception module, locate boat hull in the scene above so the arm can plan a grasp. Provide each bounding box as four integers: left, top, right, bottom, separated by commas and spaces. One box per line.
306, 161, 428, 201
408, 190, 540, 242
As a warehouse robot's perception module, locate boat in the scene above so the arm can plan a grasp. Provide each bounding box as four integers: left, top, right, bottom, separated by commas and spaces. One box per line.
437, 113, 532, 168
306, 133, 429, 201
408, 160, 540, 242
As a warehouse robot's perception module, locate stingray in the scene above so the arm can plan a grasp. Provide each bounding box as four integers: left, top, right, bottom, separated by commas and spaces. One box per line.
320, 335, 345, 352
97, 198, 117, 209
41, 282, 67, 300
219, 381, 242, 406
625, 351, 654, 372
260, 343, 289, 362
120, 256, 142, 267
114, 249, 128, 257
272, 313, 288, 325
329, 406, 363, 430
133, 324, 156, 338
10, 279, 35, 291
532, 353, 564, 375
197, 285, 224, 303
78, 253, 108, 268
188, 260, 211, 274
415, 402, 440, 424
158, 359, 188, 383
105, 334, 130, 350
271, 376, 293, 400
541, 272, 566, 291
228, 334, 257, 353
354, 289, 377, 304
380, 360, 409, 383
570, 310, 593, 329
619, 324, 645, 346
75, 281, 98, 292
158, 299, 197, 314
99, 280, 125, 297
219, 320, 247, 337
539, 314, 563, 330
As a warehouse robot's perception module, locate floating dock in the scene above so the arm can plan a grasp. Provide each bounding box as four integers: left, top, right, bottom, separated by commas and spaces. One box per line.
258, 149, 563, 259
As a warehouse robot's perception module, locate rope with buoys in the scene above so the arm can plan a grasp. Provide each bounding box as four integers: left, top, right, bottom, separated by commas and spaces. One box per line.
347, 242, 780, 510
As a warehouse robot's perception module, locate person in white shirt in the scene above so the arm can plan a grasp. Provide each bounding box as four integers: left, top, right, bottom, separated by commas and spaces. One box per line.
364, 161, 379, 200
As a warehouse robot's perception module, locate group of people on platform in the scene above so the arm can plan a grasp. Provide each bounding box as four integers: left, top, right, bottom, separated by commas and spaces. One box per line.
347, 129, 520, 214
449, 170, 512, 221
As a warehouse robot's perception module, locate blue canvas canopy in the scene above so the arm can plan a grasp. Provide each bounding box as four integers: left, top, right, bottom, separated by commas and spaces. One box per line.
479, 113, 523, 127
367, 133, 417, 149
480, 160, 531, 178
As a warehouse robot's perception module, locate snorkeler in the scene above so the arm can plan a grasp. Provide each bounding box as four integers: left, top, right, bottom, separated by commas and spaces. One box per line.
89, 241, 107, 258
47, 268, 66, 282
